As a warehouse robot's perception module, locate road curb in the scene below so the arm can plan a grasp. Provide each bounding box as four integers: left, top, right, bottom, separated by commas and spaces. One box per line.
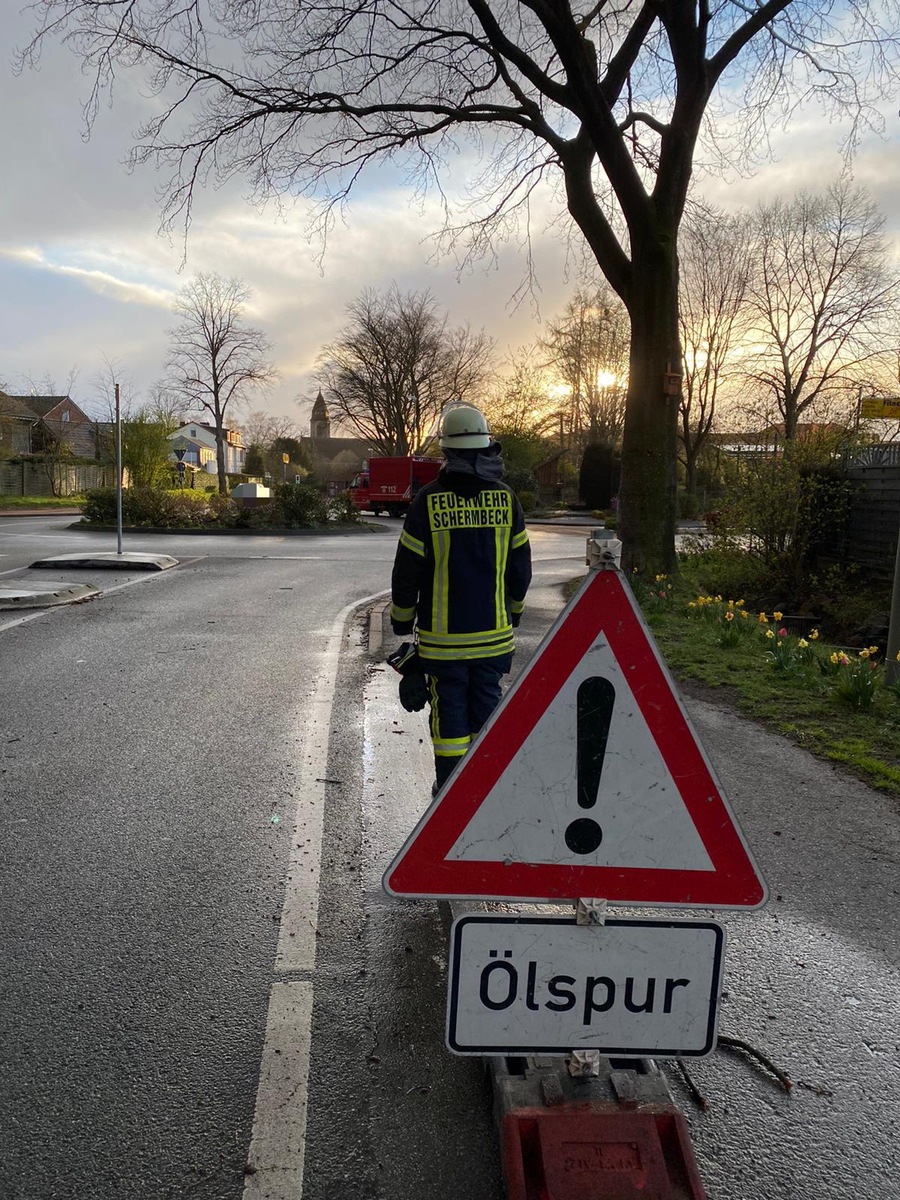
0, 581, 99, 610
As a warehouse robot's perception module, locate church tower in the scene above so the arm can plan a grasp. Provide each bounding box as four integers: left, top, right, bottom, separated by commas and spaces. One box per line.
310, 390, 331, 440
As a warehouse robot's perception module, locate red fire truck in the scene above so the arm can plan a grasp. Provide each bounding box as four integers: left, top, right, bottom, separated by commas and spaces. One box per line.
349, 456, 442, 517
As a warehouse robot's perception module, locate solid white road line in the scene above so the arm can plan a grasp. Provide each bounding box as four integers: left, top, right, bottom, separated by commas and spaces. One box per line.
243, 588, 387, 1199
242, 982, 314, 1200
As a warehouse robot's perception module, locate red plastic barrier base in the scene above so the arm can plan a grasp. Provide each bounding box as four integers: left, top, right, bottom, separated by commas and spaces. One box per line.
501, 1107, 706, 1200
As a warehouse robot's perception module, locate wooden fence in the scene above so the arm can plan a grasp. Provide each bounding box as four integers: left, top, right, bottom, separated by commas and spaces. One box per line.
0, 460, 117, 498
844, 445, 900, 573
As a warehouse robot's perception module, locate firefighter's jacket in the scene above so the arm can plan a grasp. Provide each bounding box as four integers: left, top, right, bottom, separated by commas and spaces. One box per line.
390, 471, 532, 662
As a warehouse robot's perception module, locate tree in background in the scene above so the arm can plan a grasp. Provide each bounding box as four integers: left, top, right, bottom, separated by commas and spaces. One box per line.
484, 350, 557, 479
678, 206, 751, 496
244, 443, 266, 477
25, 1, 900, 569
540, 288, 629, 452
122, 397, 180, 488
240, 411, 310, 480
166, 274, 278, 493
242, 409, 300, 448
317, 286, 493, 456
743, 182, 900, 440
270, 436, 313, 483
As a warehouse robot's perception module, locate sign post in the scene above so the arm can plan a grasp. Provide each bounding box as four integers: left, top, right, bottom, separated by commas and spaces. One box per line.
114, 382, 123, 556
385, 532, 765, 1068
447, 914, 725, 1057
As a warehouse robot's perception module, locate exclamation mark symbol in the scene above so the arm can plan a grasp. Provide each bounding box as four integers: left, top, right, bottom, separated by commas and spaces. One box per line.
565, 677, 615, 855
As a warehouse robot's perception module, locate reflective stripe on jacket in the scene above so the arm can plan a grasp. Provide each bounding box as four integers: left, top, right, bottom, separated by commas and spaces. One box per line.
390, 472, 532, 661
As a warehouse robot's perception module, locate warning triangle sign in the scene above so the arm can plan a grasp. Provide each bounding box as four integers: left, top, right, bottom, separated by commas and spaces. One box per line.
384, 569, 767, 908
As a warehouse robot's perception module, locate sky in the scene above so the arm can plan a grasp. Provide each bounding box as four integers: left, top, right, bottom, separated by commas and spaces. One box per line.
3, 5, 900, 433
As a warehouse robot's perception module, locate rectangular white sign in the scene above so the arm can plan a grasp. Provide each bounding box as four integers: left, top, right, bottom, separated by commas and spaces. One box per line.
446, 914, 725, 1058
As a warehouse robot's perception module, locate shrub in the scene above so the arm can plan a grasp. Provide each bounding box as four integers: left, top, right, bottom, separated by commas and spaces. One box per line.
505, 468, 539, 497
327, 492, 362, 524
517, 490, 537, 513
81, 486, 213, 527
81, 487, 118, 524
272, 482, 327, 527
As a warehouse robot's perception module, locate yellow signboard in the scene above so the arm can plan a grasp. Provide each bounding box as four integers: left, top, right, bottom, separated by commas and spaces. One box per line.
282, 453, 290, 463
860, 396, 900, 419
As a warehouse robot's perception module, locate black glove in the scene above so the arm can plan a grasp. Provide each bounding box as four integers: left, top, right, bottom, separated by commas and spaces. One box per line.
511, 611, 522, 628
392, 620, 414, 636
398, 672, 429, 712
387, 642, 430, 712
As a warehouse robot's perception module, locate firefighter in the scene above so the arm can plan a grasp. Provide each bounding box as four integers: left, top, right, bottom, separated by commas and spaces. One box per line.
390, 403, 532, 794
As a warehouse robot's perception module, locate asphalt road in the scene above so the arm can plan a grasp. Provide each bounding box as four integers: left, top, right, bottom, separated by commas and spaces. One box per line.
2, 515, 898, 1199
0, 517, 588, 1200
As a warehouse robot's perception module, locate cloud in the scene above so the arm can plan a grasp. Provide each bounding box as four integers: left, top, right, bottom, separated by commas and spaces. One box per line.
4, 1, 900, 429
0, 246, 175, 309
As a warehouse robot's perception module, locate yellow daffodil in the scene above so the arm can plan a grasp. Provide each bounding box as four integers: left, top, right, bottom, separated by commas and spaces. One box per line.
810, 629, 819, 640
766, 629, 776, 640
725, 611, 734, 622
758, 612, 767, 623
798, 638, 809, 648
773, 610, 783, 621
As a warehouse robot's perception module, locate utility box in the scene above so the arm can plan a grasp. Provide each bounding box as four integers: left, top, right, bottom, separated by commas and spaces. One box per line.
231, 482, 272, 507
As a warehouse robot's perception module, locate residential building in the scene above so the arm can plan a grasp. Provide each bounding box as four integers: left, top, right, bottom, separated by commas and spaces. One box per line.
0, 392, 38, 454
2, 394, 102, 459
169, 421, 246, 475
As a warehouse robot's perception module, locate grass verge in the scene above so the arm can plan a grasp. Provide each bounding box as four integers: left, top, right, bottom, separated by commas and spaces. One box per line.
0, 495, 85, 509
566, 569, 900, 799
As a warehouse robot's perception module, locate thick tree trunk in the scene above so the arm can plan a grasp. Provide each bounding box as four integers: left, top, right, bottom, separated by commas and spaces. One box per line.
618, 244, 680, 575
215, 414, 227, 495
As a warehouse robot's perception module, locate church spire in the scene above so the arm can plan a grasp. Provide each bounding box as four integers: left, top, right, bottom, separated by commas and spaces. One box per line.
310, 390, 330, 440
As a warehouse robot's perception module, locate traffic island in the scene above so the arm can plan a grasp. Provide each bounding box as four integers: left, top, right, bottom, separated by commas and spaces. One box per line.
28, 551, 178, 571
0, 581, 100, 610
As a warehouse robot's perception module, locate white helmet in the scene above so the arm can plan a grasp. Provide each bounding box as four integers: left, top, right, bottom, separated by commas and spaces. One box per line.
439, 403, 491, 449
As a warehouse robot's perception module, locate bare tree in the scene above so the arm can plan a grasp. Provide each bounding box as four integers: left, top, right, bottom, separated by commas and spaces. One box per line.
316, 286, 493, 455
22, 1, 900, 568
540, 287, 630, 451
743, 182, 900, 440
165, 274, 277, 493
678, 206, 751, 495
484, 349, 558, 441
241, 410, 301, 448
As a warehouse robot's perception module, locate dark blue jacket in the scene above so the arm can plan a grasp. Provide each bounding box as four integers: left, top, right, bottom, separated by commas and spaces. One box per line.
390, 469, 532, 662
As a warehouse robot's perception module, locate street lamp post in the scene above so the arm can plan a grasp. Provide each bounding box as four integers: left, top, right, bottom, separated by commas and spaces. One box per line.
115, 382, 123, 556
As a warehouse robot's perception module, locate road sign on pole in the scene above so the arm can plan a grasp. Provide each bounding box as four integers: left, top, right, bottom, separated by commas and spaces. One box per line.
384, 568, 766, 908
446, 914, 725, 1057
860, 396, 900, 419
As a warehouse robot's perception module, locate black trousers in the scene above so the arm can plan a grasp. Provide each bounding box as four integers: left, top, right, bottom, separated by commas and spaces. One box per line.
424, 654, 512, 787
